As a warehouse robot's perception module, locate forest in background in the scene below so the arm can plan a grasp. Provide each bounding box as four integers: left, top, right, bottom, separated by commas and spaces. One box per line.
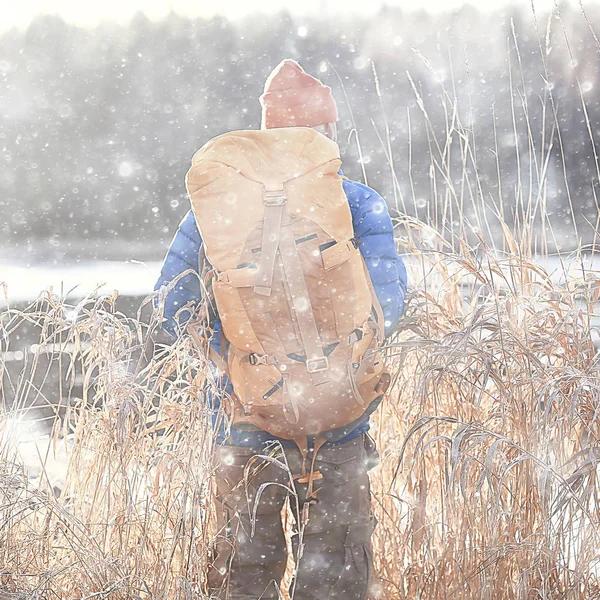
2, 2, 600, 260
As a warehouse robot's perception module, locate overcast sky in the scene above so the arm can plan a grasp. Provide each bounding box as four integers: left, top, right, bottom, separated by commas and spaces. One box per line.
3, 0, 599, 32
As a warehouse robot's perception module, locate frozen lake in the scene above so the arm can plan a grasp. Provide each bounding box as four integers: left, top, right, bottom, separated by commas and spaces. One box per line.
0, 259, 163, 308
1, 251, 600, 309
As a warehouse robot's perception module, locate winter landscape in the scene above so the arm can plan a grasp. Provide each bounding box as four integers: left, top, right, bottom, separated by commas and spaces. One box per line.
3, 0, 600, 598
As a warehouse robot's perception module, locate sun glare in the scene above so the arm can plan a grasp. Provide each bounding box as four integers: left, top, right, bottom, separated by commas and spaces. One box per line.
2, 0, 586, 33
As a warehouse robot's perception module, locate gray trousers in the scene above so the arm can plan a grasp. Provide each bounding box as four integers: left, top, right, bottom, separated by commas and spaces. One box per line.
208, 433, 379, 600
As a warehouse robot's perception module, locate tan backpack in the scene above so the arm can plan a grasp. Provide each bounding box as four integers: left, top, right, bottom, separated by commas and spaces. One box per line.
186, 127, 389, 454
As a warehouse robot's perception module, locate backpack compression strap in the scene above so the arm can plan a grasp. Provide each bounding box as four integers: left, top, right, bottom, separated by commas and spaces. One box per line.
254, 186, 286, 296
278, 217, 329, 376
252, 184, 329, 381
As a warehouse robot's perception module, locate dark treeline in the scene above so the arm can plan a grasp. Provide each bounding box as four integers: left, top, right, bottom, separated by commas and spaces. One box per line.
2, 3, 600, 260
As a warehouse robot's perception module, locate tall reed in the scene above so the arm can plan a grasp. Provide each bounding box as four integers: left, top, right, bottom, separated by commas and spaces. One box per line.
0, 291, 219, 598
366, 4, 600, 597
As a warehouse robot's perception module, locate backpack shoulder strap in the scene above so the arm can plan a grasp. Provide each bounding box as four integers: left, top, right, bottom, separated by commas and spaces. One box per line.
198, 242, 219, 328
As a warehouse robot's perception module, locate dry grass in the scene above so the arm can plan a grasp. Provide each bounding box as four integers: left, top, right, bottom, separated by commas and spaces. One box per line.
2, 237, 600, 599
364, 5, 600, 596
0, 291, 219, 598
370, 241, 600, 599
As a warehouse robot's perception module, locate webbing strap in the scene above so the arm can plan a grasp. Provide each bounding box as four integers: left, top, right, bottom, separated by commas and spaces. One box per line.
347, 360, 366, 406
217, 266, 257, 287
293, 434, 327, 500
306, 434, 327, 500
353, 324, 380, 382
282, 375, 301, 424
208, 345, 228, 374
278, 215, 328, 375
361, 260, 385, 340
254, 189, 286, 297
321, 239, 356, 271
197, 243, 218, 325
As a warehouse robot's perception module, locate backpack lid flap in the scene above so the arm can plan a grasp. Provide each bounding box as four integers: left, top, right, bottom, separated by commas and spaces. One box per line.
187, 128, 347, 271
190, 127, 340, 185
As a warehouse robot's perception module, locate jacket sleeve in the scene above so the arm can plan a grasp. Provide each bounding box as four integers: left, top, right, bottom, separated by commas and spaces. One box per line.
153, 209, 203, 337
344, 181, 407, 337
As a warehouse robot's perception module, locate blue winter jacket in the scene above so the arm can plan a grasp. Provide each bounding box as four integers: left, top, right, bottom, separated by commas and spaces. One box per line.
154, 178, 407, 446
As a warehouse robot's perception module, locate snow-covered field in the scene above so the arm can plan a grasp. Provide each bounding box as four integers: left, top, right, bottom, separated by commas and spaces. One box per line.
2, 420, 75, 493
0, 259, 163, 308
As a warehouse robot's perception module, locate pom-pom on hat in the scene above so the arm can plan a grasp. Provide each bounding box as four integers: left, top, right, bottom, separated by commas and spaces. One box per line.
260, 59, 339, 129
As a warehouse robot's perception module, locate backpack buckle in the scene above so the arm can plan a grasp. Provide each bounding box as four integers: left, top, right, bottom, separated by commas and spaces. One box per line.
306, 356, 329, 373
347, 328, 364, 345
249, 352, 275, 366
374, 372, 391, 395
263, 190, 287, 206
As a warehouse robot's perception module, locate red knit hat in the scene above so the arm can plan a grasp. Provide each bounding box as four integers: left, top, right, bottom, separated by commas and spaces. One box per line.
260, 59, 339, 129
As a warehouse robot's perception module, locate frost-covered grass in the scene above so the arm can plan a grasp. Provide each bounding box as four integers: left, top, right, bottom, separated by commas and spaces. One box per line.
371, 236, 600, 598
2, 240, 600, 599
365, 5, 600, 596
0, 291, 218, 598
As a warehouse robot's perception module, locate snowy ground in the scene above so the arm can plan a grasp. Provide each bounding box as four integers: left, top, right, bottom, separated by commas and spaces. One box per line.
2, 420, 75, 493
0, 259, 162, 308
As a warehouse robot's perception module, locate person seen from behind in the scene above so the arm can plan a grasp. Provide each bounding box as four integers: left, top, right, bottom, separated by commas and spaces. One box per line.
154, 59, 407, 600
